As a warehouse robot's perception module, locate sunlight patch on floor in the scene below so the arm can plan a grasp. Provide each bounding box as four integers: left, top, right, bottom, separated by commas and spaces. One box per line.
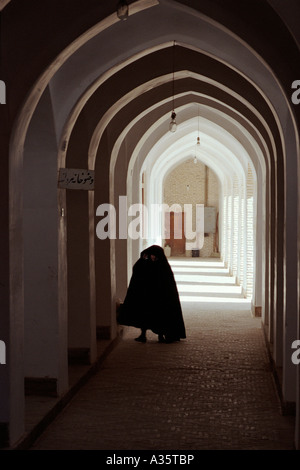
168, 256, 251, 310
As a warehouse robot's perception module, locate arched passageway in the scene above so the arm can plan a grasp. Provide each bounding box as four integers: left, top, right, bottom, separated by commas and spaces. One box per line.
131, 105, 261, 309
1, 0, 300, 450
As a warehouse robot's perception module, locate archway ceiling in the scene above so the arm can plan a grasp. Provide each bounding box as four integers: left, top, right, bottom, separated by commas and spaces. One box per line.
140, 112, 256, 183
9, 0, 296, 190
4, 0, 300, 126
10, 0, 292, 207
49, 0, 296, 139
65, 48, 279, 185
6, 0, 300, 172
127, 102, 266, 213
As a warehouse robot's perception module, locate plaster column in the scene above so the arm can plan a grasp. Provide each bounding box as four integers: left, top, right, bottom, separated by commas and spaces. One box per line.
283, 136, 298, 406
268, 164, 276, 353
254, 167, 265, 315
23, 88, 68, 396
0, 119, 24, 446
113, 140, 130, 305
95, 130, 114, 339
273, 152, 284, 368
67, 188, 97, 364
297, 225, 300, 449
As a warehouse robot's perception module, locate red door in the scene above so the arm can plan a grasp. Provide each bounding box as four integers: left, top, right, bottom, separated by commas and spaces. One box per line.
164, 211, 185, 256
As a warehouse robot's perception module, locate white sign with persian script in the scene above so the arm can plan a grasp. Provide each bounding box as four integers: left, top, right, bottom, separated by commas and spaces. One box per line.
58, 168, 95, 190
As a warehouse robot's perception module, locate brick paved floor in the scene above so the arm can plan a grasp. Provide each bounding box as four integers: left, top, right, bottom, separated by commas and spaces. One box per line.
31, 304, 295, 450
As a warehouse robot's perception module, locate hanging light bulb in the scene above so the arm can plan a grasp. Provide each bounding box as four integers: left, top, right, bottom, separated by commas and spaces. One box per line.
194, 106, 201, 162
194, 136, 200, 161
117, 0, 129, 20
169, 111, 177, 133
169, 41, 177, 133
197, 104, 201, 146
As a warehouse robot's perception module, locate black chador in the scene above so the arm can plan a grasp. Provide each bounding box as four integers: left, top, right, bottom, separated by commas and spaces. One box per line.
117, 245, 186, 343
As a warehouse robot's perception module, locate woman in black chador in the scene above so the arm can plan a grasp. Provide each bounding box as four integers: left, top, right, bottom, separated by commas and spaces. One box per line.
117, 245, 186, 343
